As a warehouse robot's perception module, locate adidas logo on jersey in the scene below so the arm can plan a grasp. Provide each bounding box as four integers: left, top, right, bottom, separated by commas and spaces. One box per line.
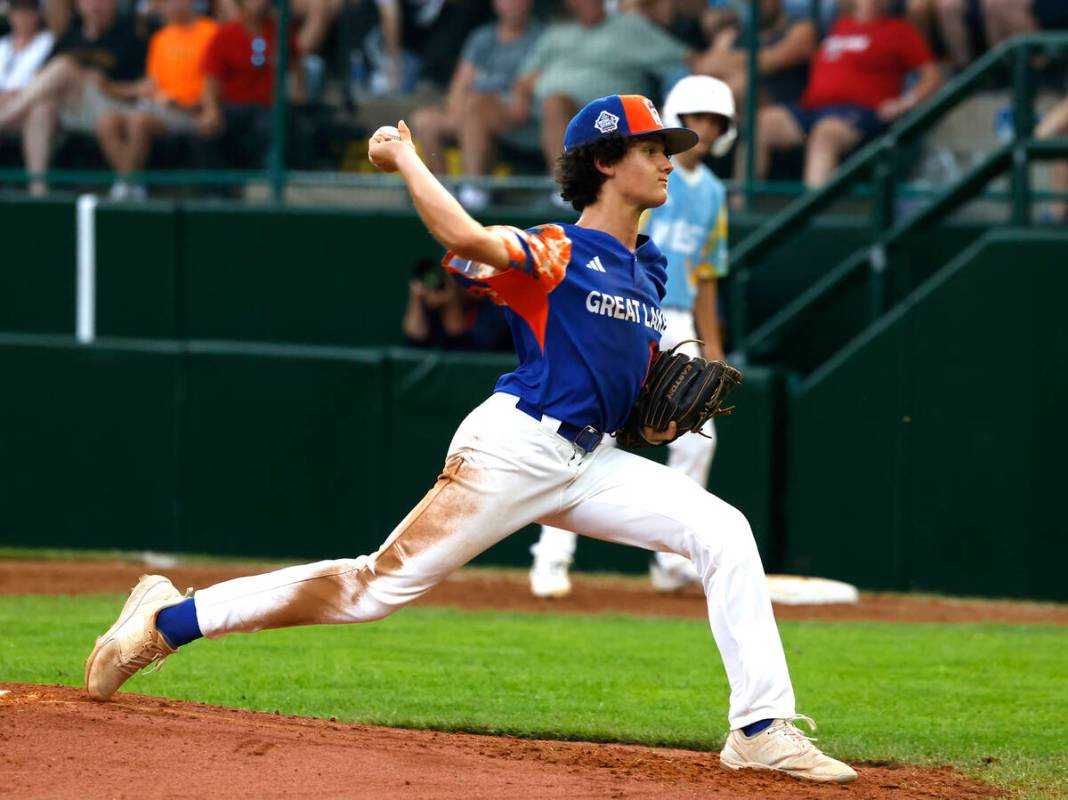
585, 256, 606, 272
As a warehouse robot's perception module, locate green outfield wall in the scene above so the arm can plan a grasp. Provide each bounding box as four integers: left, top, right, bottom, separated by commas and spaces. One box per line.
0, 336, 780, 572
2, 196, 985, 351
783, 230, 1068, 601
1, 198, 1063, 600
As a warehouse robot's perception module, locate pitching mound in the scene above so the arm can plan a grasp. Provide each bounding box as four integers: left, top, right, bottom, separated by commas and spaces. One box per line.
1, 683, 1000, 799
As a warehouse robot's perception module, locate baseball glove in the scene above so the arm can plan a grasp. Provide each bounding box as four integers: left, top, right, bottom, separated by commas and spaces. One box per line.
614, 341, 742, 449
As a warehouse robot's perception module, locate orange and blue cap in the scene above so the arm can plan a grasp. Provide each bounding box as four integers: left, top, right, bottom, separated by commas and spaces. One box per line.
563, 94, 698, 155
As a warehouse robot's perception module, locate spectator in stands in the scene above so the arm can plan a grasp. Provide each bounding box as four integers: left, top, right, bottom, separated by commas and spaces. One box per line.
510, 0, 695, 173
0, 0, 55, 112
347, 0, 493, 95
701, 0, 836, 44
0, 0, 146, 194
982, 0, 1068, 44
933, 0, 988, 68
403, 257, 512, 351
1035, 95, 1068, 222
934, 0, 1068, 70
196, 0, 304, 168
409, 0, 541, 209
95, 0, 216, 198
216, 0, 343, 89
42, 0, 75, 36
755, 0, 941, 187
693, 0, 817, 108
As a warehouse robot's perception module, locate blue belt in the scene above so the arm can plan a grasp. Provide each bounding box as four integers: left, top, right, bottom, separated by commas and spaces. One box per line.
516, 398, 604, 454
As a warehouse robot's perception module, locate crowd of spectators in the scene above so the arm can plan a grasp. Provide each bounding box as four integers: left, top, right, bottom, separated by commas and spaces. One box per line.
396, 0, 1068, 205
0, 0, 305, 194
0, 0, 1066, 208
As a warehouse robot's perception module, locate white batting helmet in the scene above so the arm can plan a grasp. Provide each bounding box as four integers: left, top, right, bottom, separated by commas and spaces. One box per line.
663, 75, 737, 158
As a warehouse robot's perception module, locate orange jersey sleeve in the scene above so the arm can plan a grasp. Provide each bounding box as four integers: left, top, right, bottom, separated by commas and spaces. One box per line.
442, 224, 572, 350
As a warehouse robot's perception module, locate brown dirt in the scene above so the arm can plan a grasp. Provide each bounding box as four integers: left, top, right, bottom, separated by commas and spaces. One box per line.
2, 558, 1065, 625
0, 684, 1000, 800
3, 558, 1059, 799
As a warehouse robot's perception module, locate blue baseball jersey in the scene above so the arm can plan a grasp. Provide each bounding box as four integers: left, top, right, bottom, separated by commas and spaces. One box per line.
445, 223, 667, 433
641, 163, 729, 311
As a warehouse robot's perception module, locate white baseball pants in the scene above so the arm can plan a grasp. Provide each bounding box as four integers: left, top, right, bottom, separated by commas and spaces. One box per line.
534, 307, 717, 574
193, 391, 795, 729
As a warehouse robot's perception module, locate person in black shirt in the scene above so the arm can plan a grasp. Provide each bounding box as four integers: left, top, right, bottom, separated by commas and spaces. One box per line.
0, 0, 145, 194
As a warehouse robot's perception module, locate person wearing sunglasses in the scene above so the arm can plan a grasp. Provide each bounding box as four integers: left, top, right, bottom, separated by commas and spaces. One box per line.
197, 0, 304, 166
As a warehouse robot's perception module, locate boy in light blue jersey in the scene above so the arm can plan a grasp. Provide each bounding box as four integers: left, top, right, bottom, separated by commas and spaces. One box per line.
531, 75, 737, 597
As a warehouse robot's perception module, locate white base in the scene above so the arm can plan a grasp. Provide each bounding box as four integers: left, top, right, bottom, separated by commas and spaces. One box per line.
765, 575, 860, 605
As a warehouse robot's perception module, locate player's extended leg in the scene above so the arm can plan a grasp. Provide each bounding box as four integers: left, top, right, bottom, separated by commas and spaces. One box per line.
546, 444, 790, 727
651, 420, 717, 590
543, 445, 856, 783
84, 393, 572, 700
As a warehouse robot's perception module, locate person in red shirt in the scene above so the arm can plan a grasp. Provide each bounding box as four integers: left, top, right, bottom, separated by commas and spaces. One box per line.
196, 0, 303, 167
755, 0, 941, 187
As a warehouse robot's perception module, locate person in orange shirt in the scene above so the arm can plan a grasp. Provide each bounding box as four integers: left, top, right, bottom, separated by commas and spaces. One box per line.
95, 0, 216, 198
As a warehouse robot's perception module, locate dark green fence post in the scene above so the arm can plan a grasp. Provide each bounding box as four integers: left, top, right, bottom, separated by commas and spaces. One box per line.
869, 142, 894, 319
270, 0, 291, 203
1011, 41, 1034, 226
730, 269, 750, 359
743, 0, 759, 211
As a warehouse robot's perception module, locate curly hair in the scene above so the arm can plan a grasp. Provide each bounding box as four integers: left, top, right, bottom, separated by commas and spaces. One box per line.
555, 134, 631, 212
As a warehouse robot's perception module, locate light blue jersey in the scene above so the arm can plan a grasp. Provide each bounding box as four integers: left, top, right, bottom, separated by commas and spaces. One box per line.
642, 162, 729, 311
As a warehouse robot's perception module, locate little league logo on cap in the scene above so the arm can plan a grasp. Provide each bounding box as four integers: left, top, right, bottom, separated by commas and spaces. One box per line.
594, 110, 620, 134
564, 95, 698, 156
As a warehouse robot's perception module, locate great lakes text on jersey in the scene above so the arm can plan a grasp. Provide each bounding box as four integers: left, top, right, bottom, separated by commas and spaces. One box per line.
585, 290, 667, 334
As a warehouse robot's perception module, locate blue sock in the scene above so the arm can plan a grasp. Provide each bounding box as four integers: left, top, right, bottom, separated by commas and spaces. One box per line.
155, 598, 202, 649
742, 718, 774, 737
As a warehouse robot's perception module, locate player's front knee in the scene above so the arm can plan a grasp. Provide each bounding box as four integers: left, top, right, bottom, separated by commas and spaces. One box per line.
725, 507, 762, 564
696, 502, 759, 564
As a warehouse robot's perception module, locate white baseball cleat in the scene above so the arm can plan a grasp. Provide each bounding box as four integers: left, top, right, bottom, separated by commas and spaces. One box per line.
720, 716, 858, 783
529, 558, 572, 598
84, 574, 185, 701
649, 556, 702, 593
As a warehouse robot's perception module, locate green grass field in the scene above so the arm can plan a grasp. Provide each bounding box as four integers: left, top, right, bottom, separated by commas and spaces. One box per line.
2, 594, 1066, 799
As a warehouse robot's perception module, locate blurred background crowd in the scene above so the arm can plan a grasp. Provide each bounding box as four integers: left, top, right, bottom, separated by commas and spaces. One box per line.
0, 0, 1066, 206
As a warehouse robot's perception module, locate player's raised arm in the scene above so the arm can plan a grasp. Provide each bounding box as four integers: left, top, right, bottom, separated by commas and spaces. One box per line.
368, 121, 511, 272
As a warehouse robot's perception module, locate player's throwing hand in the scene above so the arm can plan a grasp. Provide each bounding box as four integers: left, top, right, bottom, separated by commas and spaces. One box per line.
369, 120, 416, 173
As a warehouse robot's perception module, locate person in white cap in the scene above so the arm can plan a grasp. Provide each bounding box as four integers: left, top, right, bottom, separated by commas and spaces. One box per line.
530, 75, 737, 598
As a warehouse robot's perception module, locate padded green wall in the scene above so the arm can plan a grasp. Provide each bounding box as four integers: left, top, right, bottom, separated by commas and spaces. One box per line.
0, 198, 75, 334
3, 200, 1063, 598
0, 334, 183, 550
182, 342, 389, 559
784, 230, 1068, 601
0, 340, 781, 572
96, 203, 180, 338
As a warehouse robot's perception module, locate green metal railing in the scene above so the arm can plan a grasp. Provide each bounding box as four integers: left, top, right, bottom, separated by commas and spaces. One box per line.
729, 31, 1068, 362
